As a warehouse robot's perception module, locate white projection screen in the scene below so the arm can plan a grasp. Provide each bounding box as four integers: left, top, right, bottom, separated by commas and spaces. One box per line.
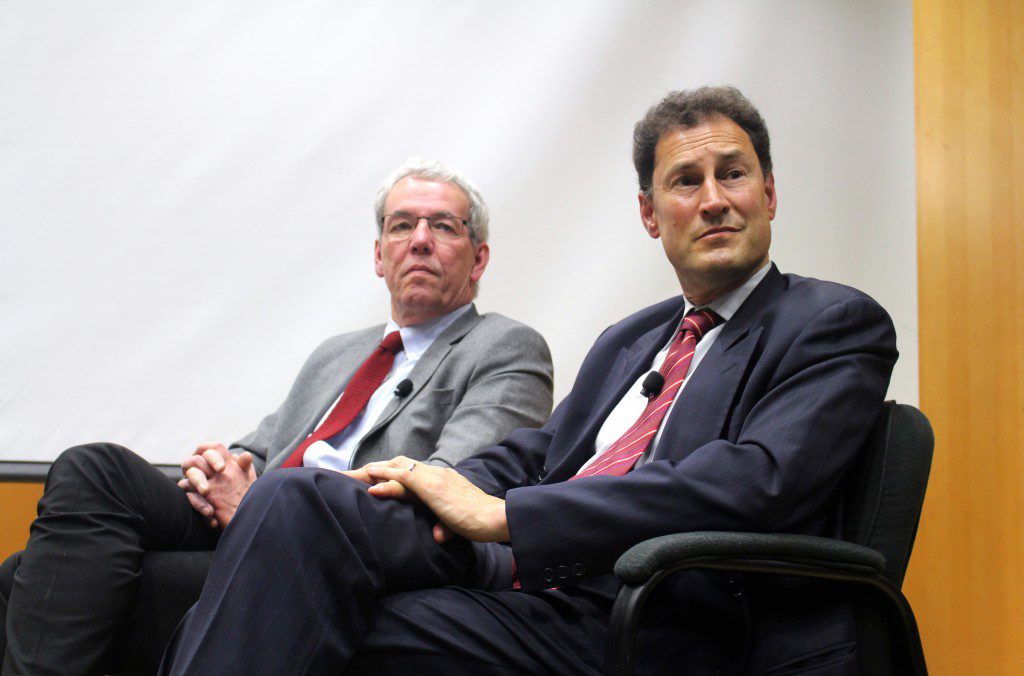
0, 1, 916, 465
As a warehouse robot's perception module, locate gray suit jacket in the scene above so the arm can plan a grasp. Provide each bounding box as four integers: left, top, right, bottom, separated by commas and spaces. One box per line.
232, 305, 553, 474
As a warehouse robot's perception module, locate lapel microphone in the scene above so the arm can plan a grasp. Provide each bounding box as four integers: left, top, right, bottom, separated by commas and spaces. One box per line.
394, 379, 413, 398
640, 371, 664, 398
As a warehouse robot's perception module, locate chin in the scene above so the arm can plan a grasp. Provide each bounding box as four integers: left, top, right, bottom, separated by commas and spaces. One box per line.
400, 294, 441, 310
694, 256, 742, 277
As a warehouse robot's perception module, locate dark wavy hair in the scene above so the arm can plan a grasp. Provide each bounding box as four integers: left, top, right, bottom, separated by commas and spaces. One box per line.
632, 86, 772, 196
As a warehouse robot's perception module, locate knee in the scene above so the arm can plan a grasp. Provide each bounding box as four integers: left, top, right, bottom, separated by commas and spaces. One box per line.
52, 442, 133, 477
45, 443, 138, 497
242, 468, 309, 511
243, 469, 366, 518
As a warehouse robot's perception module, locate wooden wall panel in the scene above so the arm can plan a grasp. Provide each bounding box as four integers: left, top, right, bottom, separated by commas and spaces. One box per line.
0, 483, 43, 561
908, 0, 1024, 672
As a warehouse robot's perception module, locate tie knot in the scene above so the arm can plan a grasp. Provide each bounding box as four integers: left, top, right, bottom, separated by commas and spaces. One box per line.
381, 330, 403, 354
681, 308, 723, 341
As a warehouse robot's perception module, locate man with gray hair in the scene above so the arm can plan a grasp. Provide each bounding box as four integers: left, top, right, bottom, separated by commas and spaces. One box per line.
0, 158, 554, 675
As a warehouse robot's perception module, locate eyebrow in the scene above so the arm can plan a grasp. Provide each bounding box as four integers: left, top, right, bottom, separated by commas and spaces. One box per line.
389, 210, 463, 219
716, 149, 747, 163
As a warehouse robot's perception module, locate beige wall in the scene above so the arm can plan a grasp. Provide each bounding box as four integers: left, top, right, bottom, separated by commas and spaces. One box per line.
906, 0, 1024, 673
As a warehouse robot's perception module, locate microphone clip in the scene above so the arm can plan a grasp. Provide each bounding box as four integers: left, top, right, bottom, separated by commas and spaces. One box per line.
394, 379, 413, 398
640, 371, 664, 398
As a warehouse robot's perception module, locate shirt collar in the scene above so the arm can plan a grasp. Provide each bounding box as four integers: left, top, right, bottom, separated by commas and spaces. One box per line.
683, 260, 771, 322
384, 303, 472, 360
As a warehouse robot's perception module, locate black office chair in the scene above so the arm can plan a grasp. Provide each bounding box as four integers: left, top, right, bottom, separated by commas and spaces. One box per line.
605, 401, 933, 675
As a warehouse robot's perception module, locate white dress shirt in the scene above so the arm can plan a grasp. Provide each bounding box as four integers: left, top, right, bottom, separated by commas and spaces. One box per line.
579, 262, 771, 473
302, 303, 472, 472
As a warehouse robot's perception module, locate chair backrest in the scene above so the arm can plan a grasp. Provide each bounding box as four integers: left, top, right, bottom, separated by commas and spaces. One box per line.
842, 401, 934, 587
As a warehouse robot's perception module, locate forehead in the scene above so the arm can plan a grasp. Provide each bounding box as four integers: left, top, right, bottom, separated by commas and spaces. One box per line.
653, 116, 758, 174
384, 176, 469, 215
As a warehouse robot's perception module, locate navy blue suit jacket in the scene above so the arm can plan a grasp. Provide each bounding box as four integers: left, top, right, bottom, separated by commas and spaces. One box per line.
456, 265, 898, 670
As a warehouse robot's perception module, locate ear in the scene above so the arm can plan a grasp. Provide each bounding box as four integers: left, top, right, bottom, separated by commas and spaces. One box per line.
764, 172, 778, 220
470, 242, 490, 283
638, 191, 660, 239
374, 239, 384, 278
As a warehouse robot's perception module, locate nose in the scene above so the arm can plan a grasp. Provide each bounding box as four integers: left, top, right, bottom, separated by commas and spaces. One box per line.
408, 218, 435, 254
700, 180, 729, 220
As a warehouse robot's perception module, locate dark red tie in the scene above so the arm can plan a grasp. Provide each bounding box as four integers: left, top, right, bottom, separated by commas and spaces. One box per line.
281, 331, 403, 468
573, 308, 723, 479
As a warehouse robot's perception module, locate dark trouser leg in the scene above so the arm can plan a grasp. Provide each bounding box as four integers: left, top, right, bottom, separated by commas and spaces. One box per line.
1, 443, 218, 676
161, 468, 493, 675
348, 587, 609, 675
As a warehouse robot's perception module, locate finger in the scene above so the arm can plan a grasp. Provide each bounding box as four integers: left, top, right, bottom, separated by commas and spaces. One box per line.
366, 479, 409, 500
181, 455, 214, 478
194, 442, 228, 455
235, 452, 258, 481
363, 467, 417, 497
432, 522, 456, 544
185, 467, 210, 495
362, 456, 414, 472
360, 456, 408, 473
177, 477, 195, 493
185, 490, 215, 519
202, 449, 227, 473
235, 452, 254, 472
363, 463, 419, 484
339, 468, 373, 485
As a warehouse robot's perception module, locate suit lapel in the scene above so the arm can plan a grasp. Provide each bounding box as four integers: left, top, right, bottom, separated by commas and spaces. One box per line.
358, 305, 483, 441
544, 302, 687, 482
655, 265, 787, 458
306, 329, 383, 433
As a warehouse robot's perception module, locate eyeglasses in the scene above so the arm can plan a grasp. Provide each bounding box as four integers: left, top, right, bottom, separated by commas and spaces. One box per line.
381, 212, 471, 242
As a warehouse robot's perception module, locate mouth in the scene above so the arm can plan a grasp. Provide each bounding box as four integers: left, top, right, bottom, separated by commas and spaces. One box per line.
404, 266, 439, 277
697, 226, 740, 240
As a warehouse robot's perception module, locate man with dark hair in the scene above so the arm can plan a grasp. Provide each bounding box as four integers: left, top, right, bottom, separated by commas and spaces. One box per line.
162, 86, 897, 675
632, 85, 774, 192
0, 158, 554, 675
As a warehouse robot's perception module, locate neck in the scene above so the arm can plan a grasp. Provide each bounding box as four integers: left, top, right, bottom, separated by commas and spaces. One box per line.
392, 308, 439, 328
680, 263, 765, 307
392, 302, 468, 329
682, 279, 744, 307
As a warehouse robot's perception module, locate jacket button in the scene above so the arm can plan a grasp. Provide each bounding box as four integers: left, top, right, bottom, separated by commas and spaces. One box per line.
557, 565, 569, 580
572, 563, 586, 577
542, 568, 555, 582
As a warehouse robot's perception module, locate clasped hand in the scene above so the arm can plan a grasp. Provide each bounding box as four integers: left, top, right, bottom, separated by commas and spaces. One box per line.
343, 456, 509, 545
178, 443, 257, 529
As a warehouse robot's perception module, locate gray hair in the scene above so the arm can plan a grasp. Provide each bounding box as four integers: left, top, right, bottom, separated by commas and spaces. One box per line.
374, 157, 490, 244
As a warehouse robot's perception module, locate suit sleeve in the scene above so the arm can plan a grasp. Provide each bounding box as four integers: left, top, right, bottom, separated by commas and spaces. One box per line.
228, 336, 343, 475
229, 418, 274, 475
505, 295, 898, 591
425, 322, 554, 468
453, 323, 615, 495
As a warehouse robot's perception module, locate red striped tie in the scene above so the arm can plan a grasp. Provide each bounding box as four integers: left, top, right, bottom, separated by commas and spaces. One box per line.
281, 331, 403, 468
573, 309, 722, 479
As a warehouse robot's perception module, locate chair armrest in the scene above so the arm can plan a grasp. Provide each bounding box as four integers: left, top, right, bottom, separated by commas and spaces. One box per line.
614, 531, 886, 585
605, 532, 927, 676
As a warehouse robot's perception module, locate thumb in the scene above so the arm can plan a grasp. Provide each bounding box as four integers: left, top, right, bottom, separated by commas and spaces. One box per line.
432, 522, 456, 544
236, 452, 254, 471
